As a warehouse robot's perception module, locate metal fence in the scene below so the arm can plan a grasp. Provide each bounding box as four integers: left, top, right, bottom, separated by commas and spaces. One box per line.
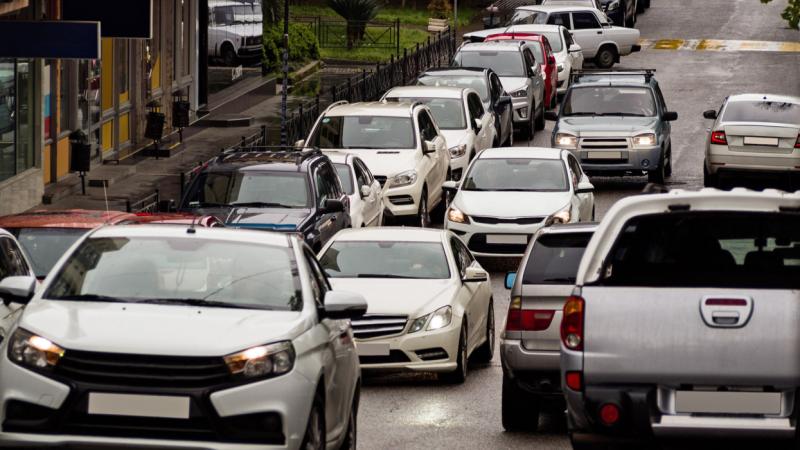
294, 16, 401, 54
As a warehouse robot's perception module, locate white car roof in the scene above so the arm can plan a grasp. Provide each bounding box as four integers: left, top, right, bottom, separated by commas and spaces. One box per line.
328, 227, 447, 243
518, 4, 601, 13
478, 146, 564, 160
209, 0, 249, 7
727, 93, 800, 104
384, 86, 466, 100
326, 101, 418, 118
88, 225, 292, 247
0, 228, 12, 238
458, 41, 525, 53
505, 24, 565, 34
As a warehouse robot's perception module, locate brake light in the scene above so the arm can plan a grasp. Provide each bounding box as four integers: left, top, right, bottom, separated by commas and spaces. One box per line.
599, 403, 621, 426
561, 296, 584, 351
710, 130, 727, 145
565, 370, 583, 391
506, 297, 555, 331
705, 298, 747, 306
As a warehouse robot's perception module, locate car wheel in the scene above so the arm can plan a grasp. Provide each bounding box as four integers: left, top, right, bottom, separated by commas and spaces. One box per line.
302, 390, 326, 450
647, 153, 666, 184
221, 44, 237, 67
338, 390, 358, 450
417, 187, 430, 228
535, 102, 546, 131
665, 146, 673, 177
594, 46, 616, 69
703, 163, 718, 188
441, 322, 468, 384
472, 298, 495, 363
502, 373, 540, 431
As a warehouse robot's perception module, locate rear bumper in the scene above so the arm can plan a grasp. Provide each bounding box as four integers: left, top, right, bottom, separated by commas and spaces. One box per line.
706, 143, 800, 175
501, 340, 562, 398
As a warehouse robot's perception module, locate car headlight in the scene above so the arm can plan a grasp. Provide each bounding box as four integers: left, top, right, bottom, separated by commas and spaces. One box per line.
427, 306, 452, 331
632, 133, 657, 147
389, 170, 418, 187
555, 133, 578, 149
8, 329, 65, 371
447, 207, 469, 223
607, 0, 620, 10
557, 64, 564, 73
408, 315, 429, 333
546, 206, 572, 226
224, 341, 295, 380
449, 144, 467, 158
510, 88, 528, 98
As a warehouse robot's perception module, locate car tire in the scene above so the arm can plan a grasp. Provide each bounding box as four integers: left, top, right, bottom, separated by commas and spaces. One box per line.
338, 389, 358, 450
519, 119, 534, 141
703, 163, 718, 188
441, 322, 468, 384
221, 44, 237, 67
472, 298, 495, 363
502, 373, 540, 431
417, 187, 431, 228
301, 390, 326, 450
594, 46, 616, 69
664, 146, 673, 177
535, 102, 546, 131
648, 151, 666, 184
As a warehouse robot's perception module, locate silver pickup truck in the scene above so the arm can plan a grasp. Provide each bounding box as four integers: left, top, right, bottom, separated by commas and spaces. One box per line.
562, 188, 800, 448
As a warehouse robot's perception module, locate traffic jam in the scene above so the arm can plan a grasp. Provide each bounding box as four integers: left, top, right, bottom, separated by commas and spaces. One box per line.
0, 0, 798, 449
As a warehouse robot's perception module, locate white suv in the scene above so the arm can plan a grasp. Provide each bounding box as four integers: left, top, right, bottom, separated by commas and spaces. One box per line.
301, 101, 451, 227
0, 225, 367, 450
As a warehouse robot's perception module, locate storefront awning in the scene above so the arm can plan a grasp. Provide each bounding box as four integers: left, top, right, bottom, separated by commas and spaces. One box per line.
63, 0, 152, 39
0, 21, 100, 59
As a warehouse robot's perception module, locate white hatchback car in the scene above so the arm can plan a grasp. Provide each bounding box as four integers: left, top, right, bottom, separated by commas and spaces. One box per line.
444, 147, 595, 257
502, 24, 584, 94
703, 93, 800, 187
328, 151, 385, 227
381, 86, 496, 181
300, 101, 450, 227
0, 225, 367, 450
318, 227, 494, 384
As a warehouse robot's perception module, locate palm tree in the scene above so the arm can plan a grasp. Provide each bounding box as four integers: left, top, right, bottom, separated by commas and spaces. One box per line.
327, 0, 382, 49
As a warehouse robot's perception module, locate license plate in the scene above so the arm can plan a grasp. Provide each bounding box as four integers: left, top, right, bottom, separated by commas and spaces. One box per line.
486, 234, 528, 245
357, 342, 390, 356
743, 136, 779, 146
587, 151, 623, 159
88, 393, 190, 419
675, 391, 781, 415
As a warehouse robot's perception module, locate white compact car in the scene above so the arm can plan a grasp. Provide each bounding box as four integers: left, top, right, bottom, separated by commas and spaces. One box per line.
0, 228, 35, 339
318, 227, 494, 384
444, 147, 595, 258
300, 101, 450, 227
0, 225, 367, 450
502, 24, 584, 94
328, 151, 385, 227
703, 93, 800, 188
381, 86, 496, 181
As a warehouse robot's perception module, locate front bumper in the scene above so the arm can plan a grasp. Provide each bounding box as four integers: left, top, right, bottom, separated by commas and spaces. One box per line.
556, 145, 663, 174
237, 45, 263, 59
706, 143, 800, 175
449, 153, 470, 181
512, 98, 532, 124
382, 181, 423, 217
446, 219, 543, 258
357, 321, 461, 372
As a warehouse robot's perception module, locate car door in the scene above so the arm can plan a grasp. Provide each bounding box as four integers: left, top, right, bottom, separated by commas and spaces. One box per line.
563, 27, 584, 69
570, 11, 603, 57
543, 40, 558, 99
314, 164, 341, 246
0, 236, 33, 338
566, 153, 594, 220
489, 72, 512, 142
522, 48, 544, 110
450, 237, 490, 353
468, 92, 493, 151
353, 157, 381, 226
417, 109, 447, 204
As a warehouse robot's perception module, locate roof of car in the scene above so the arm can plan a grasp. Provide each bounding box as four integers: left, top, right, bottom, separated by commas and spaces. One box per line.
572, 71, 655, 87
478, 146, 564, 160
518, 4, 600, 13
727, 93, 800, 104
458, 41, 526, 52
504, 24, 565, 35
420, 67, 490, 76
543, 0, 596, 5
327, 227, 447, 243
326, 101, 421, 117
88, 224, 291, 247
384, 86, 467, 99
486, 33, 546, 44
210, 150, 325, 172
0, 209, 136, 229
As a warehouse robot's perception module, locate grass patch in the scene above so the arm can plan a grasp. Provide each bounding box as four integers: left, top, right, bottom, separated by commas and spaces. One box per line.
290, 4, 475, 28
319, 27, 432, 62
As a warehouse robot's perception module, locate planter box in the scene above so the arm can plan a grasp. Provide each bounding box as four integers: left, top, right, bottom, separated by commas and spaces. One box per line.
427, 18, 450, 33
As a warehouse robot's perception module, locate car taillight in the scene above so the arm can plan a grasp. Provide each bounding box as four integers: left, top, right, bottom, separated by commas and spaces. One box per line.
710, 130, 727, 145
795, 134, 800, 149
506, 297, 555, 332
561, 295, 584, 351
565, 370, 583, 391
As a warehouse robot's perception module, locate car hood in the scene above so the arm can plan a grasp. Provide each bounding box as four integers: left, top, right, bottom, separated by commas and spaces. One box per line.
558, 116, 659, 135
455, 190, 571, 217
19, 300, 305, 356
440, 129, 470, 149
499, 77, 529, 94
225, 207, 311, 231
323, 149, 420, 178
328, 278, 457, 317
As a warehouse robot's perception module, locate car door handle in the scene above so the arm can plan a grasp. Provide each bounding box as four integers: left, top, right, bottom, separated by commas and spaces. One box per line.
712, 311, 740, 325
596, 31, 602, 34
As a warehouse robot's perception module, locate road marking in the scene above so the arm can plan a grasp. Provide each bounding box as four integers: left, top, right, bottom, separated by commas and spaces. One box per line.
638, 38, 800, 53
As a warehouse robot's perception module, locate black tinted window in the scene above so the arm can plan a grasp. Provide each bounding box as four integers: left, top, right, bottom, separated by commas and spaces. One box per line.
547, 12, 570, 27
572, 12, 600, 29
522, 233, 592, 284
597, 212, 800, 288
721, 100, 800, 125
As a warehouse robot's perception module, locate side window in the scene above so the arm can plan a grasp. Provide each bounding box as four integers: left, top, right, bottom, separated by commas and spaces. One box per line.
304, 250, 330, 309
470, 94, 485, 118
315, 168, 331, 205
572, 12, 600, 30
654, 85, 667, 113
450, 237, 474, 278
563, 28, 574, 47
548, 12, 571, 27
490, 73, 504, 98
567, 155, 582, 187
523, 49, 536, 68
353, 159, 370, 188
417, 110, 438, 142
323, 164, 343, 198
0, 238, 28, 280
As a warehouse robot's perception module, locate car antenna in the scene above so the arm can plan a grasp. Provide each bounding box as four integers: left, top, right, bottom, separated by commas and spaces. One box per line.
103, 181, 111, 225
187, 214, 198, 234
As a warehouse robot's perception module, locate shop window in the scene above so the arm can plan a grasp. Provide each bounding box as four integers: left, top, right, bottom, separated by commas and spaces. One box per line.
0, 59, 35, 183
116, 40, 129, 104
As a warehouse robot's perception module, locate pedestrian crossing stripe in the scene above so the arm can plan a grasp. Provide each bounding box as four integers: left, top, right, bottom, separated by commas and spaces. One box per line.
638, 38, 800, 53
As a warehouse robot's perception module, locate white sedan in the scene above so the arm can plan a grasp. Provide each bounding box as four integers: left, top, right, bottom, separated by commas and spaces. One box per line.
444, 147, 595, 258
703, 93, 800, 188
328, 151, 384, 227
318, 227, 494, 383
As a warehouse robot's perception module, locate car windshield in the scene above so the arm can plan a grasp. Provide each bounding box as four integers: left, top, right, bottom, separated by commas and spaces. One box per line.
319, 241, 451, 279
462, 158, 568, 191
334, 163, 355, 195
386, 97, 466, 129
721, 100, 800, 125
454, 51, 525, 77
9, 228, 88, 278
183, 171, 310, 208
505, 10, 547, 26
562, 86, 657, 117
44, 237, 302, 310
310, 116, 415, 149
522, 232, 593, 284
213, 4, 262, 25
417, 75, 489, 103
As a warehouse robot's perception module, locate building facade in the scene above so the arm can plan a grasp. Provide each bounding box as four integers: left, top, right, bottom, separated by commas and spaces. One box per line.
0, 0, 201, 215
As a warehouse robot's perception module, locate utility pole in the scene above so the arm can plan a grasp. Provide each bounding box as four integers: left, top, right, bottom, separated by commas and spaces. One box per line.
280, 0, 289, 146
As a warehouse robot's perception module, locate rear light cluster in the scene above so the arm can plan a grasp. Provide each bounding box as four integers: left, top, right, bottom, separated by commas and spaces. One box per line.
505, 297, 555, 332
599, 403, 621, 426
710, 130, 727, 145
560, 296, 584, 351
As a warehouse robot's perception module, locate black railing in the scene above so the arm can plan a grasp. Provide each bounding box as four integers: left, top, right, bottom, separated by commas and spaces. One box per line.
294, 16, 400, 54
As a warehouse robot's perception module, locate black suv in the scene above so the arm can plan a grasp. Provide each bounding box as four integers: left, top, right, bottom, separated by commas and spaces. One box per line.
179, 149, 350, 250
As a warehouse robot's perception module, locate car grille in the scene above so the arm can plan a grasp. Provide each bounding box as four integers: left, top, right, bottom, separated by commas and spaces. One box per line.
374, 176, 387, 187
468, 233, 531, 254
389, 195, 414, 205
359, 350, 410, 365
54, 350, 232, 389
579, 137, 630, 150
350, 315, 408, 339
470, 215, 544, 225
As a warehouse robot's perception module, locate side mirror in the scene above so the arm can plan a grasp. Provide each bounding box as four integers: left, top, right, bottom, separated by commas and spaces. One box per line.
544, 111, 559, 121
442, 180, 459, 194
702, 110, 717, 120
473, 118, 482, 131
504, 272, 516, 290
0, 276, 36, 306
663, 111, 678, 122
575, 181, 595, 194
463, 266, 489, 283
294, 139, 306, 149
322, 198, 345, 213
568, 44, 582, 53
323, 290, 368, 320
530, 65, 540, 77
422, 140, 436, 154
359, 185, 371, 199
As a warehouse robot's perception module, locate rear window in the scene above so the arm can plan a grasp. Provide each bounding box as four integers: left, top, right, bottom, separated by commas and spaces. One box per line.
595, 212, 800, 288
721, 100, 800, 125
522, 232, 593, 284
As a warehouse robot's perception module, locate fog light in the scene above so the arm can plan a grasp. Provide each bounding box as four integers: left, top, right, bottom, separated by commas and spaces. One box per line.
518, 107, 528, 119
599, 403, 620, 426
641, 159, 650, 168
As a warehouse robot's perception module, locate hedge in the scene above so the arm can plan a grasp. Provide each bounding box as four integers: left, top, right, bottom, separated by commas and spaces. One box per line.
263, 23, 321, 72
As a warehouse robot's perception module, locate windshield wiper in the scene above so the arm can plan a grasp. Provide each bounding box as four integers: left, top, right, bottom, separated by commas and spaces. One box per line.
137, 298, 271, 309
52, 294, 134, 303
355, 274, 418, 279
230, 202, 295, 208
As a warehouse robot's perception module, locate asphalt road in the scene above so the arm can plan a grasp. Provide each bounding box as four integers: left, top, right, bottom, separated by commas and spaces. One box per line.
359, 1, 800, 448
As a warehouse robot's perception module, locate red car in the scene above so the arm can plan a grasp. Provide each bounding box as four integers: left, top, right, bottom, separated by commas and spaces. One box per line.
485, 32, 558, 110
125, 212, 224, 227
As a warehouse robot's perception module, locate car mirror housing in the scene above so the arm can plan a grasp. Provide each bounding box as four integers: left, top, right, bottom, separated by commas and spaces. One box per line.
463, 266, 489, 283
702, 110, 717, 120
575, 181, 595, 194
504, 272, 516, 290
422, 140, 436, 154
473, 118, 482, 131
663, 111, 678, 122
495, 95, 512, 107
442, 180, 459, 193
322, 198, 345, 213
548, 56, 556, 65
0, 276, 37, 306
544, 111, 559, 121
569, 44, 582, 53
359, 185, 371, 199
323, 290, 368, 320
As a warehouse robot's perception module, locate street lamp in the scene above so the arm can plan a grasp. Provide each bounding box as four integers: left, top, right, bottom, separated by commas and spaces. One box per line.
280, 0, 289, 146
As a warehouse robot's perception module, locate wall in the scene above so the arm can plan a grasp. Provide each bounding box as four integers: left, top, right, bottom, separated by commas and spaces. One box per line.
0, 168, 43, 215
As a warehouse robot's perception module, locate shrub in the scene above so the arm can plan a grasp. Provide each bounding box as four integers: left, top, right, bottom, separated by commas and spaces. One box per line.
427, 0, 452, 19
327, 0, 382, 48
263, 23, 320, 72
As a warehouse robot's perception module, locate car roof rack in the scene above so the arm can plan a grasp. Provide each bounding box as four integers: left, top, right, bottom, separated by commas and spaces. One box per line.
216, 146, 323, 166
571, 69, 657, 84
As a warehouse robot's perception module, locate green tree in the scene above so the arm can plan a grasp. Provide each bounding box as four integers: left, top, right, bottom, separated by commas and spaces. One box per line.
761, 0, 800, 29
328, 0, 382, 49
